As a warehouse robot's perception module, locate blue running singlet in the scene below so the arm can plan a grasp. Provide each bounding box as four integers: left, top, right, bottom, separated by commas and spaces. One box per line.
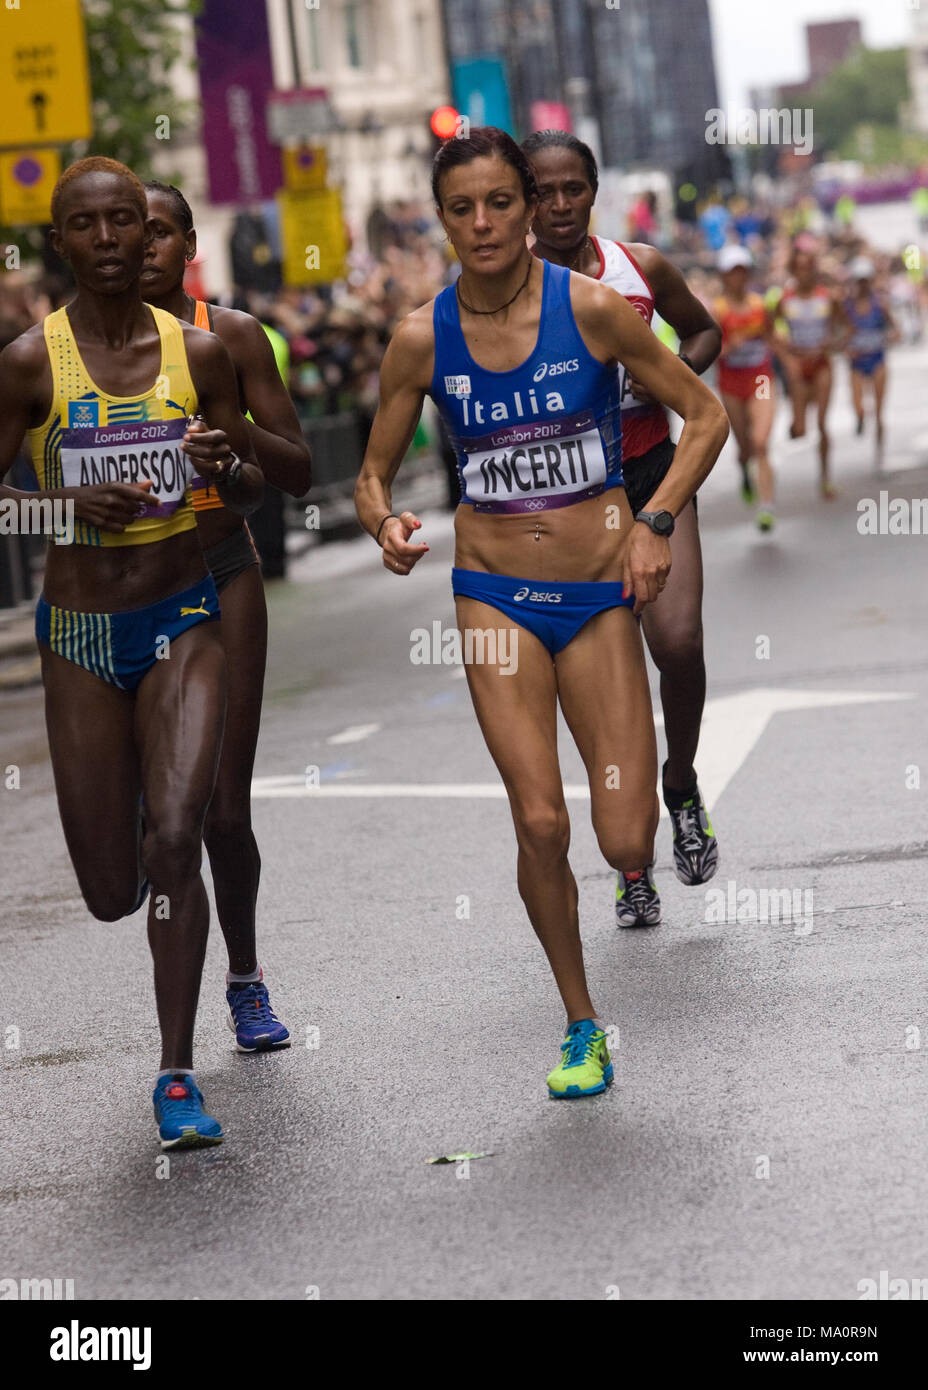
430, 260, 623, 514
845, 294, 887, 374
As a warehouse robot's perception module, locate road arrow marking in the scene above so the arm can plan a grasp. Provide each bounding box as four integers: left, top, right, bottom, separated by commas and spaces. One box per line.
252, 688, 911, 810
326, 722, 381, 745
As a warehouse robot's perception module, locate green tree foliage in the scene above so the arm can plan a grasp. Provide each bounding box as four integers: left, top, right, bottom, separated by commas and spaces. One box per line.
807, 46, 909, 157
73, 0, 201, 176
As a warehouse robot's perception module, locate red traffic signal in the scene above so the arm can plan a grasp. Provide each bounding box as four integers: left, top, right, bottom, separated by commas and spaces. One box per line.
430, 106, 460, 141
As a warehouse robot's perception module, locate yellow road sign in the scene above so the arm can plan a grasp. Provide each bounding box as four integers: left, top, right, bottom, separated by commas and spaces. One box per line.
283, 144, 328, 193
277, 188, 347, 287
0, 147, 60, 224
0, 0, 92, 147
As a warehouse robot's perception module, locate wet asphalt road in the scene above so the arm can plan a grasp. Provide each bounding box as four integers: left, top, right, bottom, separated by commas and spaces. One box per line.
2, 344, 928, 1301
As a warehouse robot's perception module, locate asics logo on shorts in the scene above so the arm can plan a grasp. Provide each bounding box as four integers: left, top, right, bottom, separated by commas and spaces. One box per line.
533, 359, 579, 382
513, 587, 562, 604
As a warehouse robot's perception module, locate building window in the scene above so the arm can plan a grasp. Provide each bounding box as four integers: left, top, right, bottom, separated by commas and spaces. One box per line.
345, 1, 365, 69
304, 4, 323, 74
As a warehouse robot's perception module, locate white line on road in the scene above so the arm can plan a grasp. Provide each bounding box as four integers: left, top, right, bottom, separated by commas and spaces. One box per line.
253, 688, 911, 809
326, 723, 382, 745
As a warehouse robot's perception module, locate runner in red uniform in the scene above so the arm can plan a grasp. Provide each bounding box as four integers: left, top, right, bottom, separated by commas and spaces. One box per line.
713, 245, 778, 531
524, 130, 724, 922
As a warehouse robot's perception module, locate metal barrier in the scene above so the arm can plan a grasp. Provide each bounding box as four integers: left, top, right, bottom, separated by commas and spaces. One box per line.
299, 411, 366, 490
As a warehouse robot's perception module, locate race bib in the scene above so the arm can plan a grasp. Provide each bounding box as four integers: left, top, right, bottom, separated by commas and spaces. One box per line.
59, 417, 192, 519
462, 409, 609, 513
723, 338, 770, 369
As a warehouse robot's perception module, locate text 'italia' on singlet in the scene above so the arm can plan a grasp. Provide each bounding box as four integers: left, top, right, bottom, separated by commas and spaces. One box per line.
430, 259, 623, 514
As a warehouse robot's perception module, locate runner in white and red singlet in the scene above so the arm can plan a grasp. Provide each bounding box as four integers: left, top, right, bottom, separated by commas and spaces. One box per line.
524, 130, 723, 927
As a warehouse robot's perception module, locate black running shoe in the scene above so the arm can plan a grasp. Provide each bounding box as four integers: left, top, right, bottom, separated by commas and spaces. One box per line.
615, 866, 661, 928
664, 779, 719, 886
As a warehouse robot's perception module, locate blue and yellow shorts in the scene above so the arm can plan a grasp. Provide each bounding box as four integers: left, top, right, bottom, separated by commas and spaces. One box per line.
35, 576, 220, 692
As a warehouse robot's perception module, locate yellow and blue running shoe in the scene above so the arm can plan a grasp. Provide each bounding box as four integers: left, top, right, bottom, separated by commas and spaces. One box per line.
153, 1073, 223, 1149
546, 1020, 613, 1098
226, 978, 291, 1052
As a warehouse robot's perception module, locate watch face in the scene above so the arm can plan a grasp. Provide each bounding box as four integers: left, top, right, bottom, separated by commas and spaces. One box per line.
656, 510, 674, 535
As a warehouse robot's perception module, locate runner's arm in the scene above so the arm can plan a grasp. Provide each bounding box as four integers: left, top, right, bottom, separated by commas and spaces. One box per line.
832, 300, 854, 355
827, 293, 847, 353
220, 311, 312, 496
628, 244, 721, 373
881, 297, 902, 347
0, 335, 45, 494
184, 332, 264, 516
0, 333, 154, 531
575, 276, 729, 518
354, 310, 433, 571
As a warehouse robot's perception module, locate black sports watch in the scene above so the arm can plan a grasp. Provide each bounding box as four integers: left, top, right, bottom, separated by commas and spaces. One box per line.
635, 508, 675, 537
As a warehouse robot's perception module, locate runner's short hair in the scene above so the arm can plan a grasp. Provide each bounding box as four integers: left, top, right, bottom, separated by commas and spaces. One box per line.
432, 126, 538, 209
143, 180, 194, 235
51, 157, 147, 230
521, 130, 599, 198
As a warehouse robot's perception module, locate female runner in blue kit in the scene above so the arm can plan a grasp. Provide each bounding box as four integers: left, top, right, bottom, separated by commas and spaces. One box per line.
355, 130, 729, 1098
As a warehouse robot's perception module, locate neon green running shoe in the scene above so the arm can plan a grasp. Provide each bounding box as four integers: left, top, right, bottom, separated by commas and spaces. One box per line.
756, 508, 776, 533
546, 1020, 613, 1099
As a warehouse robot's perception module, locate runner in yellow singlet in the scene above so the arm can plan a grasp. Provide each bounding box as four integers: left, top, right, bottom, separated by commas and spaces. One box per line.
0, 157, 264, 1149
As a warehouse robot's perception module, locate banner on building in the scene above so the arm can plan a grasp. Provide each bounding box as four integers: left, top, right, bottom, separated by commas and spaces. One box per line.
451, 57, 512, 134
195, 0, 281, 205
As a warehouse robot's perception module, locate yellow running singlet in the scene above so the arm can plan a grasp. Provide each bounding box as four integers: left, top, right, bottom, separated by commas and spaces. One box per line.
28, 304, 199, 547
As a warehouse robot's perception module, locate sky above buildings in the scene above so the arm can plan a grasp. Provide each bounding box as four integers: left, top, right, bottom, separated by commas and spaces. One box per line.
708, 0, 912, 107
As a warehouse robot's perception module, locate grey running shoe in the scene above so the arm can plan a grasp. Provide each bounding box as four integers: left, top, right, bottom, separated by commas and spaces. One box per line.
615, 865, 662, 928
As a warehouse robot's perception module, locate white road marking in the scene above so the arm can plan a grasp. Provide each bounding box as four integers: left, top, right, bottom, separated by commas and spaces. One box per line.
326, 723, 381, 745
253, 688, 910, 810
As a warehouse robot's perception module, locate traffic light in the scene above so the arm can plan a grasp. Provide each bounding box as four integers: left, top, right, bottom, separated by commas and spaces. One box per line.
428, 105, 463, 156
430, 106, 460, 141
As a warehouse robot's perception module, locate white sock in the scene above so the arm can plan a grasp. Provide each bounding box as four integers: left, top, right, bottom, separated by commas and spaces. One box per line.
227, 966, 262, 986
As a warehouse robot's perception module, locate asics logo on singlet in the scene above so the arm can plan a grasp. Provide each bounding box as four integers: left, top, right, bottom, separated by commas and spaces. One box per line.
533, 359, 579, 383
513, 587, 562, 603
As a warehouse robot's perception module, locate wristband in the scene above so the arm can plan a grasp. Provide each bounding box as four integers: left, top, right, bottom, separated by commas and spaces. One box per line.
215, 453, 243, 486
375, 513, 398, 545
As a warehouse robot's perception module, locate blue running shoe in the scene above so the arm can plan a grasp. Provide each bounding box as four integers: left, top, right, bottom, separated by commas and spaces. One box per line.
226, 979, 291, 1052
153, 1073, 223, 1149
